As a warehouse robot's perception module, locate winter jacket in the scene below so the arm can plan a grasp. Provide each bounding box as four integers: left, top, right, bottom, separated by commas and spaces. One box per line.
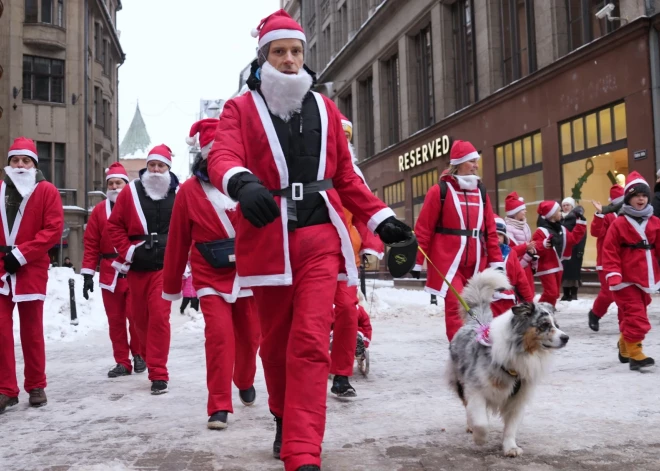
357, 306, 372, 347
561, 209, 587, 281
602, 212, 660, 293
653, 181, 660, 218
491, 249, 535, 314
82, 199, 123, 292
590, 211, 618, 270
532, 215, 586, 277
505, 217, 534, 269
343, 209, 385, 266
413, 174, 503, 297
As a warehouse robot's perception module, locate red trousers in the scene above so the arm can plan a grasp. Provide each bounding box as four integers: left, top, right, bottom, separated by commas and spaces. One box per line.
127, 270, 171, 381
101, 277, 141, 372
252, 224, 342, 471
330, 281, 359, 377
0, 296, 46, 397
539, 272, 562, 306
201, 295, 260, 416
592, 271, 615, 318
444, 266, 475, 341
612, 285, 652, 343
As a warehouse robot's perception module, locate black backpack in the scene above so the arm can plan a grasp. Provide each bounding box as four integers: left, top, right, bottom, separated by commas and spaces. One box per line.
439, 179, 488, 211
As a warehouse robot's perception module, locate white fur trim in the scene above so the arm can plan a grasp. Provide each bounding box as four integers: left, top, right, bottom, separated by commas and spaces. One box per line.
489, 261, 505, 270
221, 166, 252, 197
367, 207, 396, 234
258, 29, 306, 49
535, 267, 563, 276
594, 213, 605, 219
360, 248, 384, 260
105, 173, 129, 182
186, 136, 197, 146
624, 178, 648, 193
80, 268, 95, 276
201, 141, 213, 159
99, 270, 119, 293
146, 154, 172, 167
606, 272, 621, 279
341, 119, 352, 129
162, 291, 182, 301
413, 264, 423, 271
611, 196, 624, 205
129, 180, 148, 235
575, 219, 587, 225
8, 149, 38, 162
542, 202, 560, 219
449, 151, 480, 166
505, 205, 525, 216
11, 248, 27, 266
12, 293, 46, 302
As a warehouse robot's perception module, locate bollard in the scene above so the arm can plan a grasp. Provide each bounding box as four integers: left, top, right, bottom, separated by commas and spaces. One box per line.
69, 278, 78, 326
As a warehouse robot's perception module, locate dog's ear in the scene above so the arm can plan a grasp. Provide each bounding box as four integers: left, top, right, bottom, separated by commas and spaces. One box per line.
511, 302, 534, 317
537, 302, 556, 314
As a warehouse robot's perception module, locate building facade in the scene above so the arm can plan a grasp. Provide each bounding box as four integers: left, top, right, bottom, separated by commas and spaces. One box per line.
0, 0, 125, 267
283, 0, 660, 269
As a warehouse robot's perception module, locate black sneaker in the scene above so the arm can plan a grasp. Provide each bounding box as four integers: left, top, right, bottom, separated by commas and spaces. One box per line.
330, 375, 357, 397
108, 364, 131, 378
588, 311, 600, 332
0, 394, 18, 414
297, 466, 320, 471
133, 355, 146, 374
207, 411, 229, 430
151, 380, 168, 395
273, 415, 282, 460
239, 386, 256, 406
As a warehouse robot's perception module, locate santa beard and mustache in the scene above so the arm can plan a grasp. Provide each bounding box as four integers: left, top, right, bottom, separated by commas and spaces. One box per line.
107, 188, 121, 203
4, 166, 37, 198
141, 170, 171, 200
260, 60, 313, 122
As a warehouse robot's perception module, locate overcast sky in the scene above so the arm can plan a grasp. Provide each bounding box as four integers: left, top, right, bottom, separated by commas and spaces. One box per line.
117, 0, 280, 179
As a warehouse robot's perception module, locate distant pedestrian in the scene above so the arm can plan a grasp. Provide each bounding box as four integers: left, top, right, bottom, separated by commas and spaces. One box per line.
62, 257, 74, 271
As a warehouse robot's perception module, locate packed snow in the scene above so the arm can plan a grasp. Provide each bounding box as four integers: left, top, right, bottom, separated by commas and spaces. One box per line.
2, 273, 660, 470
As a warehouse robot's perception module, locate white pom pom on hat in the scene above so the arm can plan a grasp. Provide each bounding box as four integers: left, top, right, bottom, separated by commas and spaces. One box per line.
251, 28, 260, 38
185, 136, 197, 146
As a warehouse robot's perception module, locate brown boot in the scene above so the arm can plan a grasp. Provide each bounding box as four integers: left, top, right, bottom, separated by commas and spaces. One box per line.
0, 394, 19, 414
617, 334, 629, 364
624, 340, 655, 371
28, 388, 47, 407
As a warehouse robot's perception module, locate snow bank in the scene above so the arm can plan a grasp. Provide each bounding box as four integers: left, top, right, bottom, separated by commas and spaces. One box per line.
364, 284, 444, 320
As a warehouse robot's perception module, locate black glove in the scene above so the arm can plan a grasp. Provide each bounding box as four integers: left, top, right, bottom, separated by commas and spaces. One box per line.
376, 216, 413, 245
233, 174, 280, 228
3, 253, 21, 274
411, 270, 421, 279
83, 274, 94, 300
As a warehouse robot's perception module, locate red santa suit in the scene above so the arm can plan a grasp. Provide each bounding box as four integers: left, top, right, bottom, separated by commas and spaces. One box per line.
413, 141, 503, 341
504, 192, 535, 293
532, 201, 587, 306
107, 145, 178, 386
208, 15, 395, 468
81, 165, 141, 373
0, 137, 64, 400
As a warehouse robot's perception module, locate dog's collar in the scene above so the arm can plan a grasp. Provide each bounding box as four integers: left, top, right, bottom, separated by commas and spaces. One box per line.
501, 366, 522, 397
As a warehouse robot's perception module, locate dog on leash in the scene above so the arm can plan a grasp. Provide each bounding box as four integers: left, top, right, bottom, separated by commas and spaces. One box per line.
447, 269, 569, 457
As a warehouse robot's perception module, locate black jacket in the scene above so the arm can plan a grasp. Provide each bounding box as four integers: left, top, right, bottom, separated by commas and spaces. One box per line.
561, 207, 586, 281
653, 181, 660, 218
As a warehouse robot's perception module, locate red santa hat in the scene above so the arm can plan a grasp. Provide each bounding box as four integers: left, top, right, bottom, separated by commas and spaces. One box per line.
186, 118, 219, 159
147, 144, 173, 168
340, 113, 352, 141
7, 136, 38, 163
449, 140, 480, 166
504, 191, 525, 216
608, 184, 624, 204
623, 171, 651, 204
105, 162, 129, 182
537, 200, 560, 219
251, 9, 306, 50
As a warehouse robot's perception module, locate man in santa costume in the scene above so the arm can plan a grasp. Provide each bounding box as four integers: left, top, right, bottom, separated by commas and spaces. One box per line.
504, 191, 536, 293
0, 137, 64, 413
413, 140, 503, 341
588, 184, 624, 332
161, 120, 260, 430
602, 172, 658, 370
532, 200, 586, 306
81, 162, 145, 378
207, 10, 412, 471
107, 144, 179, 395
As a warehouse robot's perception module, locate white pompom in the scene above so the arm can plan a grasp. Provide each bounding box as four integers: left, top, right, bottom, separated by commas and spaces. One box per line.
518, 197, 524, 202
105, 167, 110, 174
185, 136, 197, 146
251, 27, 260, 38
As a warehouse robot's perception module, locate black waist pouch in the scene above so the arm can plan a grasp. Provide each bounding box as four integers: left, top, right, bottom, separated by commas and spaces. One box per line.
196, 239, 236, 269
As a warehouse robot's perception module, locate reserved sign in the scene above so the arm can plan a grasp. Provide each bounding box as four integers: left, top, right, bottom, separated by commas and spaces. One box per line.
398, 135, 451, 172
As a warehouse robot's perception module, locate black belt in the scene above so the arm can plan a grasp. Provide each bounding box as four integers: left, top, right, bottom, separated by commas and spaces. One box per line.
271, 179, 334, 232
0, 246, 13, 254
129, 233, 168, 250
118, 273, 127, 279
435, 228, 484, 238
622, 242, 655, 250
101, 253, 118, 259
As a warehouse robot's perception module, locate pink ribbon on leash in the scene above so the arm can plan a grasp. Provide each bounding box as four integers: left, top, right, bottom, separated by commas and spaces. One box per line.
475, 323, 492, 347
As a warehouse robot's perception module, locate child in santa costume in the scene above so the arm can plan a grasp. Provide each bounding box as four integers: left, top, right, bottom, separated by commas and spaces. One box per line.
587, 184, 624, 332
491, 217, 535, 317
207, 10, 412, 471
504, 191, 536, 293
107, 144, 179, 395
532, 200, 586, 306
162, 121, 261, 430
602, 171, 658, 370
413, 140, 503, 341
81, 162, 145, 378
0, 137, 64, 413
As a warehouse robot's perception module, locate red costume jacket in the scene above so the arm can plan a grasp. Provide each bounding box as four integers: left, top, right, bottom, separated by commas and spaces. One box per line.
532, 220, 586, 277
491, 251, 535, 311
81, 199, 122, 292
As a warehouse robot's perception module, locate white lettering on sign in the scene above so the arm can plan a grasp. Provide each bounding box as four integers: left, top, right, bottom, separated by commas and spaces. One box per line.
397, 135, 451, 172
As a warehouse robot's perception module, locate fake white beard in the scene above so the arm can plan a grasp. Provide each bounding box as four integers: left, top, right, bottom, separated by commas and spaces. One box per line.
260, 61, 313, 122
141, 170, 171, 201
455, 174, 480, 191
5, 166, 37, 198
348, 142, 358, 164
107, 188, 121, 203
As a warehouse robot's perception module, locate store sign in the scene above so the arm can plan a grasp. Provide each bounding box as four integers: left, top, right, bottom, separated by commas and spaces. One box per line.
633, 149, 647, 161
398, 135, 451, 172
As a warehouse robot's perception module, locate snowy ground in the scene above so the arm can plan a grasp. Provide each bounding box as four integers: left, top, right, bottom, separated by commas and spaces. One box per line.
2, 273, 660, 470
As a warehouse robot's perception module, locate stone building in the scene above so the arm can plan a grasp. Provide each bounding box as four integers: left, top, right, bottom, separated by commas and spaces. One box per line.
0, 0, 124, 267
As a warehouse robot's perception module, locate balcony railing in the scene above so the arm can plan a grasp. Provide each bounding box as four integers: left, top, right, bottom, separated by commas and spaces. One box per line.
58, 189, 78, 207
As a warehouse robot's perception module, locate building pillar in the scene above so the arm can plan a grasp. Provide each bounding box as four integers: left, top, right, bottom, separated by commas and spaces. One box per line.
398, 35, 411, 140
475, 0, 503, 99
433, 2, 456, 117
534, 0, 568, 69
372, 60, 383, 153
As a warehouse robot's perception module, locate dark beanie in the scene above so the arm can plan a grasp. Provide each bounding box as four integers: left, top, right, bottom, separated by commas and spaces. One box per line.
624, 182, 651, 204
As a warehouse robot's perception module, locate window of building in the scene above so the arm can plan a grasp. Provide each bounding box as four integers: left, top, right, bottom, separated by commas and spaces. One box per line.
25, 0, 64, 26
452, 0, 477, 110
560, 102, 627, 266
23, 55, 64, 103
57, 0, 64, 27
500, 0, 536, 85
412, 168, 439, 226
340, 92, 353, 124
308, 43, 317, 72
37, 142, 52, 183
103, 39, 111, 76
412, 24, 434, 131
103, 99, 110, 137
41, 0, 52, 23
54, 143, 65, 188
358, 74, 375, 158
384, 180, 406, 222
25, 0, 38, 22
95, 23, 103, 60
496, 131, 543, 232
322, 25, 332, 69
94, 87, 105, 129
337, 2, 348, 53
566, 0, 620, 51
35, 142, 65, 188
382, 53, 401, 147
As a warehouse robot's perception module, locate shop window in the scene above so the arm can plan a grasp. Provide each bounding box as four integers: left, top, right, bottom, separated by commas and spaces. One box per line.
500, 0, 537, 85
494, 131, 542, 174
560, 102, 625, 157
496, 171, 544, 232
566, 0, 620, 52
412, 168, 439, 226
384, 180, 406, 222
452, 0, 477, 110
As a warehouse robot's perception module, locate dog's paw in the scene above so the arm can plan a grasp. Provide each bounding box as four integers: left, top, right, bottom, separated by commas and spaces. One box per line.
503, 446, 523, 457
466, 427, 473, 434
472, 426, 488, 446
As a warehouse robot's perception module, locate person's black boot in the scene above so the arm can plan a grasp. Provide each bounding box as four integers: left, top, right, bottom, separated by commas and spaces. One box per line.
239, 386, 256, 406
108, 363, 131, 378
561, 287, 572, 302
571, 287, 578, 301
133, 355, 146, 374
151, 380, 168, 395
430, 294, 437, 305
330, 375, 357, 397
273, 415, 283, 459
588, 311, 600, 332
207, 411, 229, 430
296, 466, 320, 471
